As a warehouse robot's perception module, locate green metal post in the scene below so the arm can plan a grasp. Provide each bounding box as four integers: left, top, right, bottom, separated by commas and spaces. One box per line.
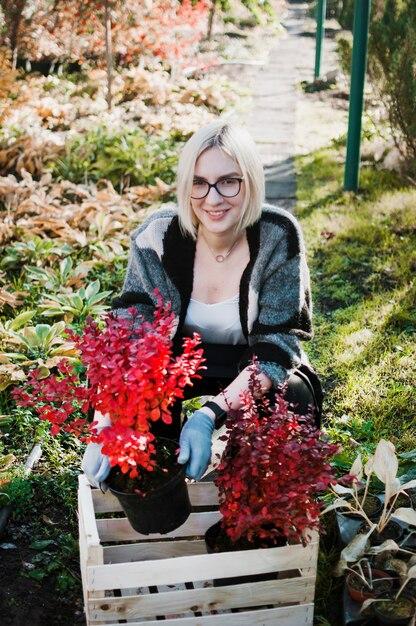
344, 0, 372, 191
314, 0, 327, 79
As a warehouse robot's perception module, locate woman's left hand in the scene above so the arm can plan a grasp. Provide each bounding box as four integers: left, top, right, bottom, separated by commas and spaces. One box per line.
178, 410, 215, 480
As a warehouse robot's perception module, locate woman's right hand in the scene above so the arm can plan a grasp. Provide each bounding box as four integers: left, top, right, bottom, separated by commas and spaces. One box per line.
178, 410, 215, 480
82, 441, 111, 489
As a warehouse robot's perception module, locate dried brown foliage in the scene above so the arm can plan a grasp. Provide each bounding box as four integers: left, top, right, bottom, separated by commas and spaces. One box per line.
0, 47, 17, 122
0, 171, 155, 249
0, 136, 64, 178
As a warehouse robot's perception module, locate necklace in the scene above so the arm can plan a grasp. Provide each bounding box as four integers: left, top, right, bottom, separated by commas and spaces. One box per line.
200, 232, 240, 263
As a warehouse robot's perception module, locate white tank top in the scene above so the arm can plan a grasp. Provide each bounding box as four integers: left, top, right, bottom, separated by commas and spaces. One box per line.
183, 294, 246, 345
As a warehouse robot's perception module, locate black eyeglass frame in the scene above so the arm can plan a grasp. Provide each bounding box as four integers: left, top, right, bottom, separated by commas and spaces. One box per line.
190, 177, 244, 200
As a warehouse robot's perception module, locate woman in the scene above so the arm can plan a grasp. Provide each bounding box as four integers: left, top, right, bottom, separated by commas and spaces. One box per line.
82, 120, 322, 486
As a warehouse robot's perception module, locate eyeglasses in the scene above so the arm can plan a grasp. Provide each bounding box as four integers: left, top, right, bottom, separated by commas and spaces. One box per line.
191, 177, 244, 199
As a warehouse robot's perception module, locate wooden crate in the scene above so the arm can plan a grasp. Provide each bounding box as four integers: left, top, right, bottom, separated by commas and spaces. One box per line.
78, 474, 319, 625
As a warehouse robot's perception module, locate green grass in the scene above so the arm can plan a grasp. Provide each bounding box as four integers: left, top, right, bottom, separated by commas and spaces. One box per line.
296, 143, 416, 626
297, 144, 416, 456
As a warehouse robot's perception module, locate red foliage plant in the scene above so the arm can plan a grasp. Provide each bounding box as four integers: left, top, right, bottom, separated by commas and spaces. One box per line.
215, 368, 339, 546
14, 0, 210, 67
13, 296, 204, 480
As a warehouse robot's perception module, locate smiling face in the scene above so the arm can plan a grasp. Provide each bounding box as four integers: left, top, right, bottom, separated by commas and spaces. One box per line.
190, 147, 246, 237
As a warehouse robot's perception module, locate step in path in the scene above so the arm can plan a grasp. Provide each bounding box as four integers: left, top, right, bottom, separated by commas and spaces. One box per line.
221, 0, 347, 210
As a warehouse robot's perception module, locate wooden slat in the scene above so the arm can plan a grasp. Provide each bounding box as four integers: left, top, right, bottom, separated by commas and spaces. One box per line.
88, 576, 316, 621
87, 603, 314, 625
80, 474, 318, 626
78, 507, 90, 621
92, 488, 124, 514
92, 481, 219, 514
87, 540, 318, 591
186, 482, 219, 506
79, 475, 102, 547
96, 511, 222, 542
79, 476, 106, 625
103, 539, 208, 563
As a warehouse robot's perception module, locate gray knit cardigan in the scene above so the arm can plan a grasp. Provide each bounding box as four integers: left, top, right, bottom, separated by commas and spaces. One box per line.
112, 204, 315, 389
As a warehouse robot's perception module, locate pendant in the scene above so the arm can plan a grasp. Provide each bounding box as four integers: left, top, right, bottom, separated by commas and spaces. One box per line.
215, 255, 225, 263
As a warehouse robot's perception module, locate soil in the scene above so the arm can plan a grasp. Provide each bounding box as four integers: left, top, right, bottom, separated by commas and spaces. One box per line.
342, 494, 383, 520
347, 570, 392, 602
375, 597, 415, 619
360, 520, 404, 546
107, 437, 179, 494
0, 524, 85, 626
205, 520, 287, 552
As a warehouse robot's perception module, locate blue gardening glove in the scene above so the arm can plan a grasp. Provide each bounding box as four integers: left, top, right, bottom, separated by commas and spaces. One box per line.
178, 410, 215, 481
82, 441, 111, 489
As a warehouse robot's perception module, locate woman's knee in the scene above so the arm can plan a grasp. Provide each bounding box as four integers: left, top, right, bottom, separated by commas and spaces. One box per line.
281, 372, 321, 426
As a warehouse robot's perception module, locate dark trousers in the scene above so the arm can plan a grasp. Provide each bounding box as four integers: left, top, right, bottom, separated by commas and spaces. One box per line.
152, 342, 322, 441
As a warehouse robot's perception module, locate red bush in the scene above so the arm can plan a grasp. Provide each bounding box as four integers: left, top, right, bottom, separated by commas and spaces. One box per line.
215, 369, 338, 545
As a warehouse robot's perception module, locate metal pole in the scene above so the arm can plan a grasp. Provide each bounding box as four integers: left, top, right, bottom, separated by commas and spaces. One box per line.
344, 0, 372, 191
314, 0, 327, 79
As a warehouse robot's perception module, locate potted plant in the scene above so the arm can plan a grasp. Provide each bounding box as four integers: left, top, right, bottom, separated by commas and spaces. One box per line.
325, 440, 416, 548
374, 596, 415, 625
205, 368, 339, 563
345, 557, 393, 603
12, 295, 205, 534
361, 561, 416, 625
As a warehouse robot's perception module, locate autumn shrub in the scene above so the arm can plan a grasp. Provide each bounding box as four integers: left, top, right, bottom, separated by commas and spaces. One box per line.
0, 46, 17, 123
215, 370, 338, 545
0, 46, 16, 99
13, 299, 204, 480
0, 135, 63, 178
0, 0, 28, 54
368, 0, 416, 169
53, 127, 180, 189
0, 0, 209, 70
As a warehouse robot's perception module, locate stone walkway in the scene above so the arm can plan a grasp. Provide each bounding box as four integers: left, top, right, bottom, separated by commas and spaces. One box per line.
221, 0, 348, 210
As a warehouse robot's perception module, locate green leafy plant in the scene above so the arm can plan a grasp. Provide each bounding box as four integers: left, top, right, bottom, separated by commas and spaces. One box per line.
336, 34, 352, 77
38, 280, 112, 323
0, 449, 15, 493
52, 127, 179, 189
25, 534, 80, 589
206, 0, 275, 41
369, 0, 416, 169
0, 310, 37, 336
26, 257, 92, 293
0, 319, 77, 389
0, 237, 71, 271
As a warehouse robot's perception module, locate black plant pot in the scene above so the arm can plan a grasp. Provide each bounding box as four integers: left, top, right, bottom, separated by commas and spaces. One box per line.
343, 494, 384, 521
107, 438, 191, 535
359, 520, 404, 546
336, 496, 384, 548
204, 520, 286, 587
374, 596, 415, 625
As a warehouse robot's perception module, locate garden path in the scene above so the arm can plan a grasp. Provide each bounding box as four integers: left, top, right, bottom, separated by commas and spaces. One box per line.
220, 0, 348, 210
207, 0, 348, 470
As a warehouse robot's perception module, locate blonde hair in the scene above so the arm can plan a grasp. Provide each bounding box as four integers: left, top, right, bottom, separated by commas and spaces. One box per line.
177, 120, 265, 239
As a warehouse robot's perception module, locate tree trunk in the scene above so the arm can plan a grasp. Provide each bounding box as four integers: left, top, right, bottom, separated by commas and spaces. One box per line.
206, 0, 217, 42
0, 0, 27, 55
104, 0, 113, 111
